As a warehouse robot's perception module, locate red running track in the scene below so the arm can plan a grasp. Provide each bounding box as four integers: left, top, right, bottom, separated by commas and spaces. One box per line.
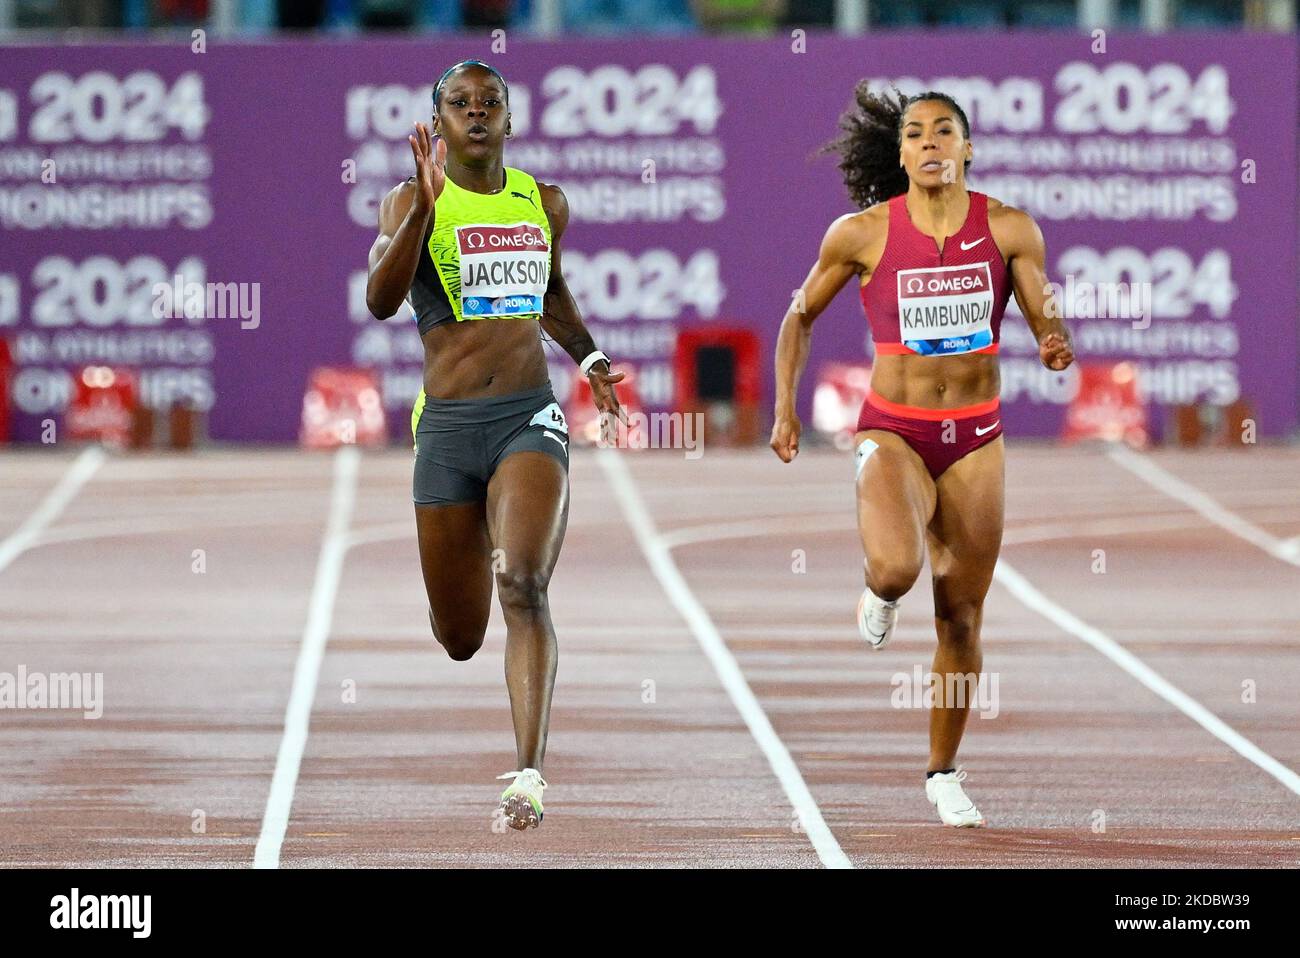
0, 442, 1296, 868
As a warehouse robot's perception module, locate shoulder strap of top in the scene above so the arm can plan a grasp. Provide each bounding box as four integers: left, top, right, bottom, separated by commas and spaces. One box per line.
506, 167, 538, 194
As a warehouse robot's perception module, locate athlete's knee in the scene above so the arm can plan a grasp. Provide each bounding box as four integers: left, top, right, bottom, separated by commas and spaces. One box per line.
934, 597, 983, 647
429, 608, 485, 661
496, 568, 550, 613
866, 556, 923, 601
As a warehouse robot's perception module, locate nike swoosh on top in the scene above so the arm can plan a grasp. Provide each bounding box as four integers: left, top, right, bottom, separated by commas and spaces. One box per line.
974, 421, 1000, 436
960, 238, 985, 251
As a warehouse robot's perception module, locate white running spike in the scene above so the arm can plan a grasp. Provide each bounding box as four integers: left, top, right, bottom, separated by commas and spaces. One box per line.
857, 588, 899, 650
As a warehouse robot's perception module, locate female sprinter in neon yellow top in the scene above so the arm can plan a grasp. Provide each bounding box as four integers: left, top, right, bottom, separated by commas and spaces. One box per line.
365, 60, 623, 831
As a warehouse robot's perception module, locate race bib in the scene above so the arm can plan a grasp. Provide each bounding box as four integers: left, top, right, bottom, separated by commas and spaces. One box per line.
528, 402, 568, 435
896, 262, 994, 356
455, 222, 550, 318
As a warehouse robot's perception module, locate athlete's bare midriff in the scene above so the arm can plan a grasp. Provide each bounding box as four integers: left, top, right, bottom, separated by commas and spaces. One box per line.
866, 350, 1000, 410
420, 318, 549, 399
852, 198, 1009, 410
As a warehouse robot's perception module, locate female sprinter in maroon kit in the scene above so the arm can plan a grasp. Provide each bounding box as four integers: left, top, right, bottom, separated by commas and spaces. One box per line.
771, 89, 1074, 827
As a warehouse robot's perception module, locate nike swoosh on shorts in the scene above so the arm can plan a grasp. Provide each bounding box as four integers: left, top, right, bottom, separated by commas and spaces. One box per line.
974, 421, 1000, 436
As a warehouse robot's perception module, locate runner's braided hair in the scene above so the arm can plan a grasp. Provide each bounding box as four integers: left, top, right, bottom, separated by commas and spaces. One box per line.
822, 85, 972, 209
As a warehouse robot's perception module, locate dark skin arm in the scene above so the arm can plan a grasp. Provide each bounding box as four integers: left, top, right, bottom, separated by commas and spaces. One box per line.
366, 121, 444, 320
537, 181, 625, 421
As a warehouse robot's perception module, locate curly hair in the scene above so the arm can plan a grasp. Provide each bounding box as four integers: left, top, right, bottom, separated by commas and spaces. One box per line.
822, 84, 972, 210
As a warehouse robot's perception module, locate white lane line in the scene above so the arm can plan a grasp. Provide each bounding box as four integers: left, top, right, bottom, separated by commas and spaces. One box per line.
994, 558, 1300, 797
0, 447, 106, 575
597, 450, 852, 869
1108, 444, 1300, 567
651, 507, 1300, 801
254, 446, 361, 869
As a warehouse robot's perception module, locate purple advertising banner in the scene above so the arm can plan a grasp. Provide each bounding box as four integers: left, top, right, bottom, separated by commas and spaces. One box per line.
0, 33, 1296, 442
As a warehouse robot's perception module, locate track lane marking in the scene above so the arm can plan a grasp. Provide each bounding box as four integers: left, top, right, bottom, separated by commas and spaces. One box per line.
993, 559, 1300, 797
0, 447, 106, 575
647, 498, 1300, 801
1108, 444, 1300, 567
598, 450, 852, 869
254, 446, 360, 869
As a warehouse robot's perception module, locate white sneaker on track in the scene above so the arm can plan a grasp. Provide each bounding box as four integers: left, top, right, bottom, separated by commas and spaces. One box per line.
925, 768, 986, 828
857, 588, 899, 650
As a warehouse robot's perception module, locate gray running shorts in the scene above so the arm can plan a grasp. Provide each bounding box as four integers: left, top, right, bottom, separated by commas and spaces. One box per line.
412, 382, 570, 506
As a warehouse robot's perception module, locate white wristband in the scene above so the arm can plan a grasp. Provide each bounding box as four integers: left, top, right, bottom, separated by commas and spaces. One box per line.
579, 350, 610, 376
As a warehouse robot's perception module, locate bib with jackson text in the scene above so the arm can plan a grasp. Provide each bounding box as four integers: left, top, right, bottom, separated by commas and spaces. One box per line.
455, 222, 550, 318
426, 167, 552, 323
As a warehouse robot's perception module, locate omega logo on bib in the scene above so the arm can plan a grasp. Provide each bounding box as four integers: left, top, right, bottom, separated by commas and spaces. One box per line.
455, 222, 550, 318
895, 262, 994, 356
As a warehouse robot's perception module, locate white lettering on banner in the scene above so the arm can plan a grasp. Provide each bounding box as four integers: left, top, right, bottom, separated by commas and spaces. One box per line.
1053, 246, 1236, 319
1071, 321, 1238, 357
558, 177, 725, 224
896, 262, 994, 355
968, 174, 1237, 222
14, 330, 213, 364
871, 63, 1232, 136
864, 75, 1044, 133
11, 365, 214, 415
0, 145, 212, 181
584, 323, 678, 358
964, 136, 1237, 173
28, 71, 209, 143
0, 90, 16, 141
997, 358, 1240, 407
0, 183, 212, 229
30, 255, 207, 327
563, 249, 724, 322
539, 64, 721, 138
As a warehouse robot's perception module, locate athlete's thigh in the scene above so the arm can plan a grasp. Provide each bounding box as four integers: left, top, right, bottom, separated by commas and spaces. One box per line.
485, 451, 569, 582
415, 499, 494, 634
926, 436, 1005, 614
855, 429, 937, 571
